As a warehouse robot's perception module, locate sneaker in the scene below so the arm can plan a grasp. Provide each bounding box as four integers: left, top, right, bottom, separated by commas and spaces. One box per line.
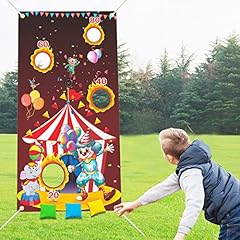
103, 188, 116, 201
76, 191, 88, 201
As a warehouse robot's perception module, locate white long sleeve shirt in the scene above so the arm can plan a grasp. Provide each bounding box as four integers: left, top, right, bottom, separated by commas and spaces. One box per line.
138, 168, 205, 235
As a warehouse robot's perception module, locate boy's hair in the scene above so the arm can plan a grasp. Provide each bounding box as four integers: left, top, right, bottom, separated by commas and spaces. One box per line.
159, 128, 191, 159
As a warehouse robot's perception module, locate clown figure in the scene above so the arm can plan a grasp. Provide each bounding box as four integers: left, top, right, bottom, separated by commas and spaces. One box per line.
65, 57, 80, 75
68, 131, 115, 201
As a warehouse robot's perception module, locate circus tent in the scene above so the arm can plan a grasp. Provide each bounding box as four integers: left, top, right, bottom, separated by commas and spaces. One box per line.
22, 103, 116, 192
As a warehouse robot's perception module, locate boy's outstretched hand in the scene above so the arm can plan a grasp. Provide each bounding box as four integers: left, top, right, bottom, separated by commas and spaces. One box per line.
114, 200, 142, 216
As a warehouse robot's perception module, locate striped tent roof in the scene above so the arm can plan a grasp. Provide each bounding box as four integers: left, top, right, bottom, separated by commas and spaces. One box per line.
22, 103, 115, 144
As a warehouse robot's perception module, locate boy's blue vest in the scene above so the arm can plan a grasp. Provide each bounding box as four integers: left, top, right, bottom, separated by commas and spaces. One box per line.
176, 140, 240, 225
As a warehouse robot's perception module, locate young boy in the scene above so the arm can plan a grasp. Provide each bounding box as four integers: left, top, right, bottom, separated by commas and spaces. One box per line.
114, 128, 240, 240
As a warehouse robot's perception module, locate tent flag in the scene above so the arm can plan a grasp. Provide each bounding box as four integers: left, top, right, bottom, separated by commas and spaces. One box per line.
18, 12, 120, 211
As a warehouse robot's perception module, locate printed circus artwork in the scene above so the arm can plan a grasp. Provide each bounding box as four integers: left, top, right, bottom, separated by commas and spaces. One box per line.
17, 12, 120, 211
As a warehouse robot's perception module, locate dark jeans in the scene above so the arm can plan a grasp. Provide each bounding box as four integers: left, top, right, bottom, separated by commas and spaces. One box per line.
219, 205, 240, 240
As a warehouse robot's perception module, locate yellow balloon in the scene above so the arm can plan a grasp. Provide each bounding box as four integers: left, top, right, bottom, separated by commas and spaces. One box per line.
33, 97, 44, 110
30, 90, 40, 103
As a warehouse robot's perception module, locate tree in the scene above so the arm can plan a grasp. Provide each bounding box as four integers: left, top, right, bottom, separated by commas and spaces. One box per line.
203, 34, 240, 133
172, 34, 240, 134
171, 65, 215, 133
118, 43, 141, 133
0, 71, 18, 133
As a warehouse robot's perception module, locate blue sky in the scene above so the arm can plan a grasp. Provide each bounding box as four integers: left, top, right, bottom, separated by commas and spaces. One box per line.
1, 0, 240, 77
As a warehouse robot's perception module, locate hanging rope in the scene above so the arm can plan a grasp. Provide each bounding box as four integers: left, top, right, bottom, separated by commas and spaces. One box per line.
5, 0, 25, 18
0, 206, 24, 231
110, 0, 128, 18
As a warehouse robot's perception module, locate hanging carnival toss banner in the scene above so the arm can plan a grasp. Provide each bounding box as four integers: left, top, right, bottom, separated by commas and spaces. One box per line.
17, 11, 121, 211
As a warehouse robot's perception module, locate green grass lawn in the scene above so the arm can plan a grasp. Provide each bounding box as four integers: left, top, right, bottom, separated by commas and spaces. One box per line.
0, 134, 240, 240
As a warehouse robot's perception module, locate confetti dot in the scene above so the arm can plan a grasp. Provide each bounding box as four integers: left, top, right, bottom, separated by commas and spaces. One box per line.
117, 165, 120, 168
54, 29, 57, 32
108, 163, 112, 167
36, 37, 39, 39
113, 180, 117, 183
49, 33, 52, 35
59, 51, 62, 54
72, 45, 75, 48
38, 25, 42, 29
42, 37, 46, 40
83, 62, 87, 66
51, 19, 54, 23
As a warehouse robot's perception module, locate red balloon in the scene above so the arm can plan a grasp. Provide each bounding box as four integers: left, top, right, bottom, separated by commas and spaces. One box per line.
21, 93, 31, 107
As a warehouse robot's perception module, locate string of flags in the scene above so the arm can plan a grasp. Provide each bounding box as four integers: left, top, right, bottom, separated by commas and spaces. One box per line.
23, 11, 117, 20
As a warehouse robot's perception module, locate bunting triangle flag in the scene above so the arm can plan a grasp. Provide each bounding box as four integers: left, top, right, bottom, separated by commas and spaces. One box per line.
61, 13, 65, 18
104, 127, 110, 133
35, 12, 39, 16
26, 129, 32, 136
34, 121, 40, 127
25, 12, 30, 17
76, 13, 80, 18
81, 12, 85, 17
42, 111, 50, 118
78, 101, 85, 109
59, 93, 67, 100
66, 13, 70, 18
45, 12, 49, 17
40, 12, 44, 16
50, 13, 54, 17
94, 118, 101, 125
93, 13, 98, 17
51, 102, 59, 110
104, 15, 108, 19
86, 110, 93, 117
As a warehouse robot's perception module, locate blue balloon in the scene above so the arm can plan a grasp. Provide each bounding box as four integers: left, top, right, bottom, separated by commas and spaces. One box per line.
67, 129, 77, 142
94, 49, 102, 59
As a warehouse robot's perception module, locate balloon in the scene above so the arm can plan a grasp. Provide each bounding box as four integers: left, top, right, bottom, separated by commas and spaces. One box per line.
94, 49, 102, 59
60, 143, 66, 150
87, 50, 98, 64
74, 127, 82, 138
66, 140, 76, 152
30, 90, 40, 103
33, 97, 44, 110
59, 132, 69, 145
61, 124, 71, 133
29, 144, 44, 161
67, 129, 77, 142
21, 93, 31, 107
